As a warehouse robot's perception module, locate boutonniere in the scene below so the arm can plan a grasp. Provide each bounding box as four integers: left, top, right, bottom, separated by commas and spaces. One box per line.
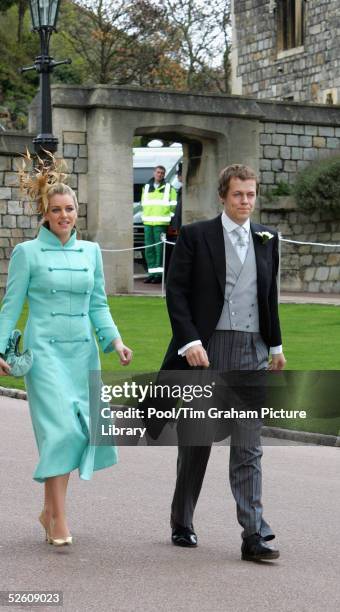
255, 231, 274, 244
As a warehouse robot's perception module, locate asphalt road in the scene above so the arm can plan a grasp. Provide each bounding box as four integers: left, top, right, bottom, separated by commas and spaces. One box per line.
0, 396, 339, 612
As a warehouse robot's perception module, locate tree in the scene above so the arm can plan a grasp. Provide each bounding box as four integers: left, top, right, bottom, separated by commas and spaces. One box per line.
0, 0, 15, 11
160, 0, 231, 93
0, 4, 39, 129
0, 0, 232, 129
0, 0, 27, 42
58, 0, 185, 88
17, 0, 27, 44
58, 0, 130, 84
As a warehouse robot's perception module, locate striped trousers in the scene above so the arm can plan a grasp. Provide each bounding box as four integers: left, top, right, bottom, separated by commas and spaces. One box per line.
171, 330, 275, 540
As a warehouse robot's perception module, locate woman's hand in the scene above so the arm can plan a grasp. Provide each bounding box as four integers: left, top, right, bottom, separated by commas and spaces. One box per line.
0, 356, 11, 376
113, 338, 133, 366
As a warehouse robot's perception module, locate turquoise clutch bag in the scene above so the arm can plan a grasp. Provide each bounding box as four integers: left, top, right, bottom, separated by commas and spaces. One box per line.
4, 330, 33, 377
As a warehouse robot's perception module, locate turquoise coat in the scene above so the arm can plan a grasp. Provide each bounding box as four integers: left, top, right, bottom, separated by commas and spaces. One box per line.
0, 225, 120, 482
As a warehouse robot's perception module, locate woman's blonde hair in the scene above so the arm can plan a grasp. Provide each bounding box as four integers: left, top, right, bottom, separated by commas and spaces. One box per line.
46, 182, 78, 210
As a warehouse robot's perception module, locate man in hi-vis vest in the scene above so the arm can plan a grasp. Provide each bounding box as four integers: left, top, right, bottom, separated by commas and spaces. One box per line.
141, 165, 177, 284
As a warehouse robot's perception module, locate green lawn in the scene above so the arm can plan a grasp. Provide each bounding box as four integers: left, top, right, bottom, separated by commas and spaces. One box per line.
1, 299, 339, 436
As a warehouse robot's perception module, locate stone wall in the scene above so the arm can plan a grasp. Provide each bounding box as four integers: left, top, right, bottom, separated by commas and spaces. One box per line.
260, 198, 340, 293
232, 0, 340, 104
62, 130, 88, 235
259, 120, 340, 191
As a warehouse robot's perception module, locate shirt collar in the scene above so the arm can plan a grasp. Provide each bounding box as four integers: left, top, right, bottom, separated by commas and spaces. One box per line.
37, 224, 78, 248
221, 211, 250, 235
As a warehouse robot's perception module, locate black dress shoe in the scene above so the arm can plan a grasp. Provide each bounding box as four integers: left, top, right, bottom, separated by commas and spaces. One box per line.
241, 533, 280, 561
151, 276, 162, 284
143, 277, 153, 284
171, 526, 198, 547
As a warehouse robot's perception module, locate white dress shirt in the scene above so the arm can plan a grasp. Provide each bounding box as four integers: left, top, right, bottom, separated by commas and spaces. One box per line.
178, 213, 282, 356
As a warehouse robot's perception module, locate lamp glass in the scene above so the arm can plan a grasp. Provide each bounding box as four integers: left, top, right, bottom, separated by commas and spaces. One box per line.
29, 0, 60, 28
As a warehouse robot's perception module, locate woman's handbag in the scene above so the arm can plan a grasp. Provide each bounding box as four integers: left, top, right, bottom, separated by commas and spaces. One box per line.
2, 330, 33, 377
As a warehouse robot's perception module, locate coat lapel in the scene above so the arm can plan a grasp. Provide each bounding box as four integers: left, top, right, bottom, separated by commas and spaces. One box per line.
204, 215, 226, 296
251, 223, 269, 296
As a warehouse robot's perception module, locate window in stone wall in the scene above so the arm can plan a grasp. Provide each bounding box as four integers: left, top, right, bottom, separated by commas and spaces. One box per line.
277, 0, 305, 51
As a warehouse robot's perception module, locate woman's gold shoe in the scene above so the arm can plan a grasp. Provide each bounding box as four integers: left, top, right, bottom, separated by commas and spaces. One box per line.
47, 535, 73, 546
47, 519, 72, 546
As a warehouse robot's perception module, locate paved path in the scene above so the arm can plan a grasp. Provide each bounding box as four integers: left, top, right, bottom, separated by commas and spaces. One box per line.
1, 396, 340, 612
133, 277, 340, 304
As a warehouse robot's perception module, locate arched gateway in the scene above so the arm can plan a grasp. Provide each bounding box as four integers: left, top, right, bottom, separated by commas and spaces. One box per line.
29, 85, 262, 294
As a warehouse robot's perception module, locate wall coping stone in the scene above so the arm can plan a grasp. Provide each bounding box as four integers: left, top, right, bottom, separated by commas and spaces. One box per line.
260, 196, 297, 210
0, 132, 35, 155
26, 84, 340, 126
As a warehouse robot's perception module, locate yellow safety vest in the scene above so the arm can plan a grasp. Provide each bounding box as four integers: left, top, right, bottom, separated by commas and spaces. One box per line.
141, 183, 177, 226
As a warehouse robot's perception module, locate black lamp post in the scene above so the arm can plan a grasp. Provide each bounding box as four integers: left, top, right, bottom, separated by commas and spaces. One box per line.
22, 0, 71, 156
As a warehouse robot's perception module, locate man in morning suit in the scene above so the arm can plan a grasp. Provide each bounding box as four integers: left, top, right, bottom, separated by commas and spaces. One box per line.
162, 164, 286, 561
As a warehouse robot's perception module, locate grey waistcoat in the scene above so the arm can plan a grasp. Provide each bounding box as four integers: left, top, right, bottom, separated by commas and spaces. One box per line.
215, 227, 260, 332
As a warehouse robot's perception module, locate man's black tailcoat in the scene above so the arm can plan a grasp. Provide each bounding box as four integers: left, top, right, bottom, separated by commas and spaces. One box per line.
162, 214, 282, 371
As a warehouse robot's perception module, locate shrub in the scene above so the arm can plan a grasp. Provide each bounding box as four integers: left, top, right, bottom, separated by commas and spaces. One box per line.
268, 180, 292, 197
293, 155, 340, 212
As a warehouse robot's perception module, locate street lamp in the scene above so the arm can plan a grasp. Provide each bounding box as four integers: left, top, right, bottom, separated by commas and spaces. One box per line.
22, 0, 71, 156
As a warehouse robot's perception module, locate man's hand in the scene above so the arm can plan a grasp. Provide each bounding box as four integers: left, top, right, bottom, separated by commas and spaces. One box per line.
0, 356, 11, 376
185, 345, 210, 368
268, 352, 286, 371
113, 339, 133, 366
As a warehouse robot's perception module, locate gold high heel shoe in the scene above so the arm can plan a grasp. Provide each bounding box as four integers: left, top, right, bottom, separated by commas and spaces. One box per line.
47, 519, 73, 546
48, 535, 73, 546
38, 511, 49, 542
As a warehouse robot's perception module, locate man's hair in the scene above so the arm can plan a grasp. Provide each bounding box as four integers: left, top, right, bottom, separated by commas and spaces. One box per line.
154, 165, 166, 173
218, 164, 259, 198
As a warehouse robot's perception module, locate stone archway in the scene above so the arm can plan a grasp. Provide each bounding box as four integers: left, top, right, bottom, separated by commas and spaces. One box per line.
46, 85, 262, 293
134, 125, 221, 224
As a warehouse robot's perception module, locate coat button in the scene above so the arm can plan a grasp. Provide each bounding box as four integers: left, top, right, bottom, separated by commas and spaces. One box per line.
51, 289, 57, 294
83, 268, 88, 271
81, 313, 86, 317
99, 336, 104, 341
95, 328, 99, 332
85, 338, 90, 342
48, 267, 53, 271
50, 338, 56, 344
51, 312, 56, 316
85, 290, 90, 294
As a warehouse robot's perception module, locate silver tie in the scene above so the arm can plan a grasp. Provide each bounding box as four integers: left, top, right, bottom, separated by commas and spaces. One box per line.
234, 226, 247, 247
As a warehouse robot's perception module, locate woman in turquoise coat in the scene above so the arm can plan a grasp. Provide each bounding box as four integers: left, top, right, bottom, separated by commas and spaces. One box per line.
0, 157, 132, 546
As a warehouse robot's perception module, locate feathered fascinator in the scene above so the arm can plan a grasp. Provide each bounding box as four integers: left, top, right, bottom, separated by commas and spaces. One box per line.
18, 149, 68, 215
